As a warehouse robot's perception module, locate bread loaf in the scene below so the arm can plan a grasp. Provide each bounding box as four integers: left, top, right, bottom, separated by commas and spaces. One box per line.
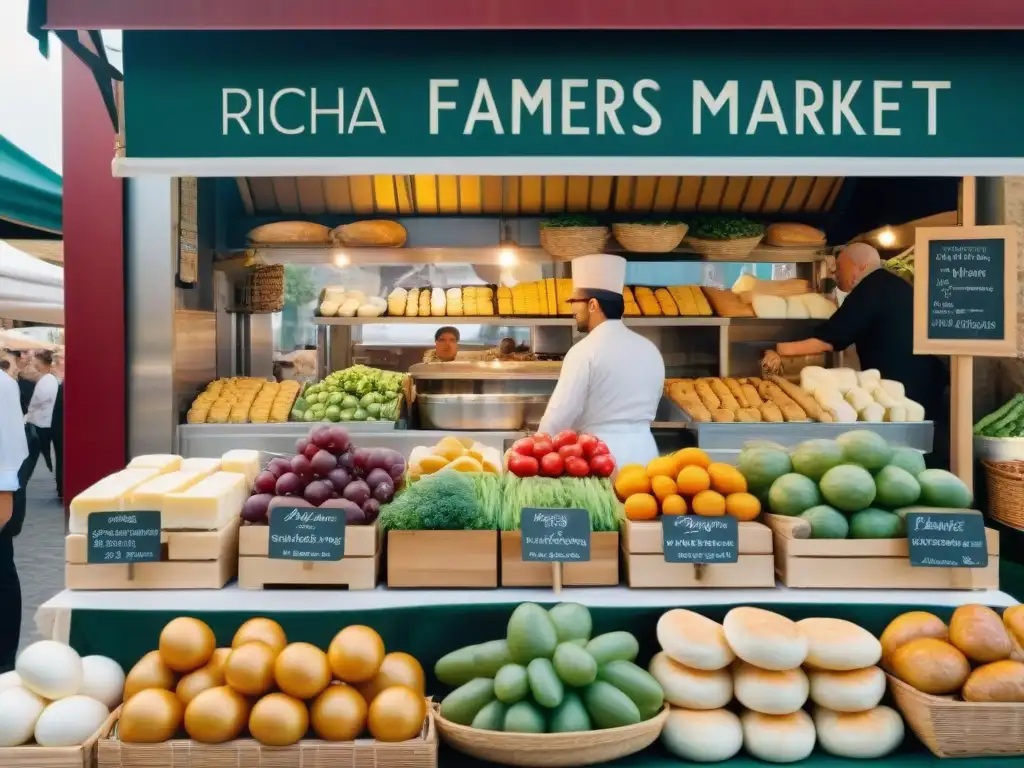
723, 607, 808, 671
765, 222, 826, 247
247, 221, 331, 244
949, 604, 1012, 663
331, 220, 407, 248
813, 706, 905, 759
656, 609, 734, 671
962, 659, 1024, 702
661, 708, 743, 763
808, 667, 885, 712
648, 652, 732, 710
741, 710, 816, 764
797, 618, 882, 671
879, 611, 949, 668
890, 638, 970, 695
733, 662, 809, 715
1004, 605, 1024, 661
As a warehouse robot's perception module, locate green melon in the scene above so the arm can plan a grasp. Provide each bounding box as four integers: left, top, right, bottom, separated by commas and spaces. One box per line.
849, 508, 906, 539
799, 505, 850, 539
738, 447, 793, 495
836, 430, 894, 471
768, 473, 822, 516
917, 469, 973, 508
887, 447, 927, 478
819, 464, 877, 512
790, 439, 846, 481
874, 465, 921, 509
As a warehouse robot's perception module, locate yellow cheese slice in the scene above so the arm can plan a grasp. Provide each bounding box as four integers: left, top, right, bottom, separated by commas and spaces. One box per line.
68, 468, 164, 534
220, 449, 261, 487
124, 470, 212, 513
162, 471, 248, 530
126, 454, 183, 473
179, 457, 222, 475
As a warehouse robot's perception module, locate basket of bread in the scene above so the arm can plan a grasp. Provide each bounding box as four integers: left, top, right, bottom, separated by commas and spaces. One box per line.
665, 376, 828, 423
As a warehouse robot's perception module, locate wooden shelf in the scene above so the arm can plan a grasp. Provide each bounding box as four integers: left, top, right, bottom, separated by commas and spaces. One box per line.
313, 316, 730, 327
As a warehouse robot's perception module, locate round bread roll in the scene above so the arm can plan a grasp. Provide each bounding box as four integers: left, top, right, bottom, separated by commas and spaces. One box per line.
1004, 605, 1024, 662
733, 662, 808, 715
661, 708, 743, 763
797, 618, 881, 671
962, 660, 1024, 703
723, 607, 808, 671
247, 221, 331, 244
657, 609, 734, 671
808, 666, 885, 712
879, 611, 949, 668
890, 638, 970, 695
813, 705, 904, 759
741, 710, 816, 763
648, 652, 732, 710
949, 605, 1011, 664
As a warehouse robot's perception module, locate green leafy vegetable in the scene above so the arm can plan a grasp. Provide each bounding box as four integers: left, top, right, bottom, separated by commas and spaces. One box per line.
688, 216, 764, 241
975, 394, 1024, 437
539, 214, 601, 229
618, 220, 683, 226
378, 472, 498, 531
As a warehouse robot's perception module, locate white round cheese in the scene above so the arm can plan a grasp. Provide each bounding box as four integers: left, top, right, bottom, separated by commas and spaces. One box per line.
78, 656, 125, 710
0, 670, 22, 693
16, 641, 83, 700
0, 686, 47, 747
34, 696, 110, 747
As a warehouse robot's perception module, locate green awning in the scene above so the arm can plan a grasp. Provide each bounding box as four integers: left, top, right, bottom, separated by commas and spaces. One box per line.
0, 135, 62, 236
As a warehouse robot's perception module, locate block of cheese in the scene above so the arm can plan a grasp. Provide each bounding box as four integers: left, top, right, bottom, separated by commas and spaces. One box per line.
126, 454, 182, 473
124, 471, 212, 513
179, 457, 222, 475
68, 468, 164, 534
162, 471, 248, 530
220, 449, 261, 487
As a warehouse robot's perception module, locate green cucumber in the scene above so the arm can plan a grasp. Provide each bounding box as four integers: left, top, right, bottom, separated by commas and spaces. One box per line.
585, 632, 639, 666
548, 603, 593, 643
470, 700, 507, 731
473, 639, 512, 678
549, 690, 592, 733
596, 661, 664, 719
527, 658, 564, 708
440, 678, 495, 725
552, 642, 598, 687
583, 681, 642, 730
494, 663, 529, 704
434, 644, 479, 686
504, 700, 546, 733
507, 603, 558, 664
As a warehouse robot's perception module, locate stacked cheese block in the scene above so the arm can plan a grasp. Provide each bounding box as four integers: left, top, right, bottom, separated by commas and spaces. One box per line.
731, 276, 837, 320
495, 278, 574, 316
318, 287, 387, 318
385, 286, 495, 317
653, 608, 903, 764
799, 367, 926, 423
187, 378, 300, 424
624, 286, 713, 317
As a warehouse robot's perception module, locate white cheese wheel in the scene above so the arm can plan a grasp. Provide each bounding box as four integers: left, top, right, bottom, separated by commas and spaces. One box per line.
648, 652, 732, 710
723, 607, 808, 671
661, 708, 743, 763
751, 294, 788, 319
808, 667, 886, 712
813, 705, 905, 759
34, 696, 110, 747
17, 640, 83, 700
733, 662, 808, 715
785, 295, 810, 319
0, 671, 21, 693
797, 618, 882, 671
741, 710, 817, 764
0, 686, 46, 747
657, 609, 734, 671
78, 656, 125, 710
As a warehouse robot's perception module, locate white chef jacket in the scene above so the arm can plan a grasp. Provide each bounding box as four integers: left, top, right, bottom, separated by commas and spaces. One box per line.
0, 372, 28, 491
539, 320, 665, 469
26, 372, 58, 428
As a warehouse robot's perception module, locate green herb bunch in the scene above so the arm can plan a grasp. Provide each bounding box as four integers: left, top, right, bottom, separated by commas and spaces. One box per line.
499, 475, 622, 532
688, 216, 765, 241
539, 214, 602, 228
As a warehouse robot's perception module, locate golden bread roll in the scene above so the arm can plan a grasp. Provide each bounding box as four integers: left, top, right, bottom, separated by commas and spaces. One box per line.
331, 220, 407, 247
710, 409, 736, 423
759, 402, 784, 423
736, 408, 761, 422
764, 222, 826, 247
890, 638, 970, 695
740, 384, 763, 407
949, 604, 1012, 664
879, 612, 949, 668
1005, 605, 1024, 661
695, 380, 721, 410
962, 660, 1024, 702
247, 221, 331, 244
770, 376, 824, 421
724, 378, 748, 407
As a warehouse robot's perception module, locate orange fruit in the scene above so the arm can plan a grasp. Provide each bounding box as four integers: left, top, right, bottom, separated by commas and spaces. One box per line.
647, 456, 680, 479
624, 493, 659, 521
614, 468, 651, 500
676, 465, 711, 496
661, 495, 688, 516
708, 463, 748, 495
675, 447, 711, 469
651, 475, 678, 503
725, 492, 761, 521
692, 490, 727, 517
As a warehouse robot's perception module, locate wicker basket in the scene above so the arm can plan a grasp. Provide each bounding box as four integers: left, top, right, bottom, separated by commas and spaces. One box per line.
539, 226, 609, 258
887, 673, 1024, 758
433, 703, 668, 767
686, 235, 764, 260
982, 459, 1024, 530
612, 223, 688, 253
242, 264, 285, 313
0, 708, 115, 768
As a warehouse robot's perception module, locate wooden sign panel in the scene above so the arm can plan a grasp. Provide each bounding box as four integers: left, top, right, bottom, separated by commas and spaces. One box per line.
914, 225, 1018, 356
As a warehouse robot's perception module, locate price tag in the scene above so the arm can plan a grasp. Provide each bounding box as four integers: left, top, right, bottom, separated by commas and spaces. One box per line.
926, 238, 1005, 341
906, 510, 988, 568
662, 515, 738, 564
520, 508, 591, 563
269, 507, 346, 561
87, 511, 162, 564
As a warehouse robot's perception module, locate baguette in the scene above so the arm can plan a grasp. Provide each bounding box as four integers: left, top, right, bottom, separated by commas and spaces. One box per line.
769, 375, 824, 421
677, 394, 712, 422
759, 402, 784, 423
780, 403, 809, 422
724, 378, 748, 407
695, 380, 721, 410
740, 384, 763, 407
757, 380, 774, 401
709, 378, 740, 411
737, 408, 762, 422
710, 409, 736, 423
763, 382, 797, 409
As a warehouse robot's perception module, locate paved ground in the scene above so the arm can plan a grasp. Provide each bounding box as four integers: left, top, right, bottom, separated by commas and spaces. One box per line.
13, 467, 65, 650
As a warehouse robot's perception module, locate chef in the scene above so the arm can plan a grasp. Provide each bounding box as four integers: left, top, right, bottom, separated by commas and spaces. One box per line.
538, 254, 665, 469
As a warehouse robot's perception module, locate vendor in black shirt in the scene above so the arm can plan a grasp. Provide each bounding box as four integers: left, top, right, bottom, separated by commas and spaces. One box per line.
774, 243, 949, 469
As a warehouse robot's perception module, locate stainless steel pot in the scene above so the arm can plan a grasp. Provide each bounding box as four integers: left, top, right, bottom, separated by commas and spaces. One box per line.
418, 394, 549, 431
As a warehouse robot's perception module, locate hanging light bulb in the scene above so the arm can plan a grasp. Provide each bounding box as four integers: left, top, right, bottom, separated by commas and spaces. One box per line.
333, 250, 350, 267
877, 228, 896, 248
498, 219, 517, 266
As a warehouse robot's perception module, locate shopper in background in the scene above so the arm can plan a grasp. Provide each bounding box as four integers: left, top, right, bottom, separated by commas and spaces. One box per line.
25, 350, 58, 476
0, 355, 29, 672
12, 352, 35, 414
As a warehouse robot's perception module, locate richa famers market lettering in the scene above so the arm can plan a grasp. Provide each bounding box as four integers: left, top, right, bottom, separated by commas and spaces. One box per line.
221, 78, 951, 139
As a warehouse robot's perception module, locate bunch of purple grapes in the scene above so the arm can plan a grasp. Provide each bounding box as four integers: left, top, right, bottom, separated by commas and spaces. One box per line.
241, 425, 406, 526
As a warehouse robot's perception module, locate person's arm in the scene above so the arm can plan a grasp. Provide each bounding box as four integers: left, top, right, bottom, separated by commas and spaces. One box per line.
0, 381, 28, 494
538, 347, 590, 436
25, 375, 57, 425
776, 285, 875, 358
777, 338, 834, 357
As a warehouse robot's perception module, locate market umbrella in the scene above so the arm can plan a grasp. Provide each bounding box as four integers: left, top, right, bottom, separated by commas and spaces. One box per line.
0, 329, 57, 351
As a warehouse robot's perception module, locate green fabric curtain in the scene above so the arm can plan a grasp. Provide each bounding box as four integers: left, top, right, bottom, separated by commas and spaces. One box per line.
0, 136, 61, 236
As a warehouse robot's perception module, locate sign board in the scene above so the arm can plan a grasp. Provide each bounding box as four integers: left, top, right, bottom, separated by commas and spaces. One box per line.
914, 225, 1018, 357
269, 506, 346, 561
906, 510, 988, 568
661, 515, 739, 564
520, 508, 591, 562
87, 511, 162, 564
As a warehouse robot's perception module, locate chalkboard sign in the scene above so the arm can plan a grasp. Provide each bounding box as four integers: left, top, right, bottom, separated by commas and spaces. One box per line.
914, 225, 1017, 357
520, 508, 591, 562
906, 511, 988, 568
662, 515, 739, 564
87, 511, 162, 564
269, 507, 346, 561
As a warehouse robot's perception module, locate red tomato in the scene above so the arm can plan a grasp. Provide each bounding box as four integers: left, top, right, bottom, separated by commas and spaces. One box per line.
532, 433, 551, 444
552, 430, 578, 450
558, 444, 584, 461
564, 456, 590, 477
590, 441, 610, 458
512, 438, 535, 457
540, 452, 565, 478
508, 453, 539, 478
578, 434, 599, 457
532, 440, 554, 460
590, 454, 616, 477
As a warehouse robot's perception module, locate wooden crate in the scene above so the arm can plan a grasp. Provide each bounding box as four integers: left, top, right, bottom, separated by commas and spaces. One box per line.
237, 522, 380, 590
97, 705, 437, 768
0, 707, 114, 768
387, 530, 498, 588
500, 531, 619, 587
64, 518, 239, 590
620, 519, 775, 588
765, 514, 1000, 590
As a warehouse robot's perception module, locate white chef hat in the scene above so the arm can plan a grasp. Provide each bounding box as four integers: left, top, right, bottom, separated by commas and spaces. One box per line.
571, 254, 627, 297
